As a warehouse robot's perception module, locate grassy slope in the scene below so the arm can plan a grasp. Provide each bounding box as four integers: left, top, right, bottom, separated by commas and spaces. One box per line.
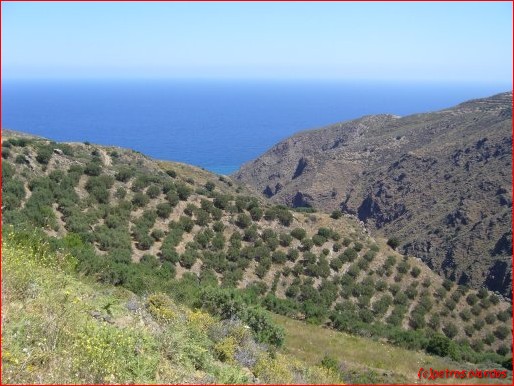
1, 232, 342, 384
273, 314, 512, 384
4, 232, 509, 385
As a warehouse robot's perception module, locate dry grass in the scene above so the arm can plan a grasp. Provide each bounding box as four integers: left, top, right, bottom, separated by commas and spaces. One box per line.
273, 314, 512, 384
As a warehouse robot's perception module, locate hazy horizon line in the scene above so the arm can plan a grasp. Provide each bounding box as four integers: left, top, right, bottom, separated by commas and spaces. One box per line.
2, 76, 512, 86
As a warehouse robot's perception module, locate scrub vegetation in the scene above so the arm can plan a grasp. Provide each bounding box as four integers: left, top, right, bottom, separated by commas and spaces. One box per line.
2, 132, 512, 383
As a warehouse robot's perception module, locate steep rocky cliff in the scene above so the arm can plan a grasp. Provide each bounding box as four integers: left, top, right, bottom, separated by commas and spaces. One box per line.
235, 92, 513, 297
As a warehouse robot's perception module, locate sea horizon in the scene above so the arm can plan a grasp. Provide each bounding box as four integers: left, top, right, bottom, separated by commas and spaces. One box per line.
2, 78, 510, 175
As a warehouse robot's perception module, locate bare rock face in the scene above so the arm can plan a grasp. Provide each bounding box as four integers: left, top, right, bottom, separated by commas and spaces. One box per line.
235, 92, 513, 297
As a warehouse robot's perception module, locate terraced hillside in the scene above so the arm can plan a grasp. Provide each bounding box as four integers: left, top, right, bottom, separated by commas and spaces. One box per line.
1, 133, 512, 377
234, 92, 512, 298
2, 231, 344, 384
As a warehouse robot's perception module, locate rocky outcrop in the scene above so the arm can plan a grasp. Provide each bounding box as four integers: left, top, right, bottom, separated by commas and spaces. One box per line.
235, 92, 513, 297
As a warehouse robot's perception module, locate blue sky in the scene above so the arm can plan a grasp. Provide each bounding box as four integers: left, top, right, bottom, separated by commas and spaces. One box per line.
2, 1, 512, 83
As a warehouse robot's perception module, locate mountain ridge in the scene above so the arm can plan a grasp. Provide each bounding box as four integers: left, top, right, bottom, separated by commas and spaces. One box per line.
234, 92, 513, 297
2, 128, 512, 381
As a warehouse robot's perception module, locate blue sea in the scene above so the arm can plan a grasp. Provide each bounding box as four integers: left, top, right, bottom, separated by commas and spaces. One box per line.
2, 79, 509, 175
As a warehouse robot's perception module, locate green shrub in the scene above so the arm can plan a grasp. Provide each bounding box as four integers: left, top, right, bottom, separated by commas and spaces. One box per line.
176, 183, 192, 200
359, 309, 374, 323
156, 202, 172, 218
312, 234, 326, 246
466, 293, 478, 306
136, 233, 154, 251
261, 228, 276, 241
212, 194, 229, 210
363, 250, 376, 262
184, 203, 197, 217
8, 138, 29, 147
494, 326, 510, 340
489, 294, 500, 305
459, 309, 472, 321
330, 257, 343, 271
386, 311, 404, 327
14, 154, 29, 164
94, 225, 132, 252
451, 290, 462, 303
397, 261, 410, 274
151, 229, 165, 241
301, 238, 314, 251
497, 310, 510, 322
394, 292, 409, 305
426, 334, 457, 358
410, 266, 421, 278
209, 233, 223, 251
480, 298, 491, 309
473, 318, 485, 331
180, 249, 198, 268
387, 237, 400, 249
330, 210, 342, 219
375, 280, 387, 292
140, 253, 159, 267
320, 355, 339, 372
444, 299, 456, 310
276, 233, 291, 247
197, 287, 284, 347
178, 216, 194, 232
409, 312, 426, 330
347, 264, 360, 278
115, 167, 135, 182
235, 213, 252, 229
477, 287, 488, 299
246, 206, 262, 221
442, 322, 458, 339
357, 258, 369, 270
496, 345, 510, 356
84, 161, 102, 176
341, 248, 358, 262
384, 255, 396, 268
406, 286, 418, 300
290, 228, 306, 240
434, 287, 447, 299
161, 181, 176, 195
485, 313, 496, 324
464, 324, 475, 337
442, 279, 454, 291
316, 227, 331, 238
205, 181, 215, 192
484, 333, 495, 345
372, 294, 392, 315
342, 238, 351, 247
428, 314, 440, 331
36, 146, 53, 164
269, 250, 286, 264
112, 187, 125, 199
160, 229, 183, 262
353, 242, 363, 252
193, 209, 209, 226
212, 221, 225, 233
132, 192, 150, 207
146, 184, 161, 199
276, 209, 293, 226
243, 227, 258, 242
287, 248, 299, 262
